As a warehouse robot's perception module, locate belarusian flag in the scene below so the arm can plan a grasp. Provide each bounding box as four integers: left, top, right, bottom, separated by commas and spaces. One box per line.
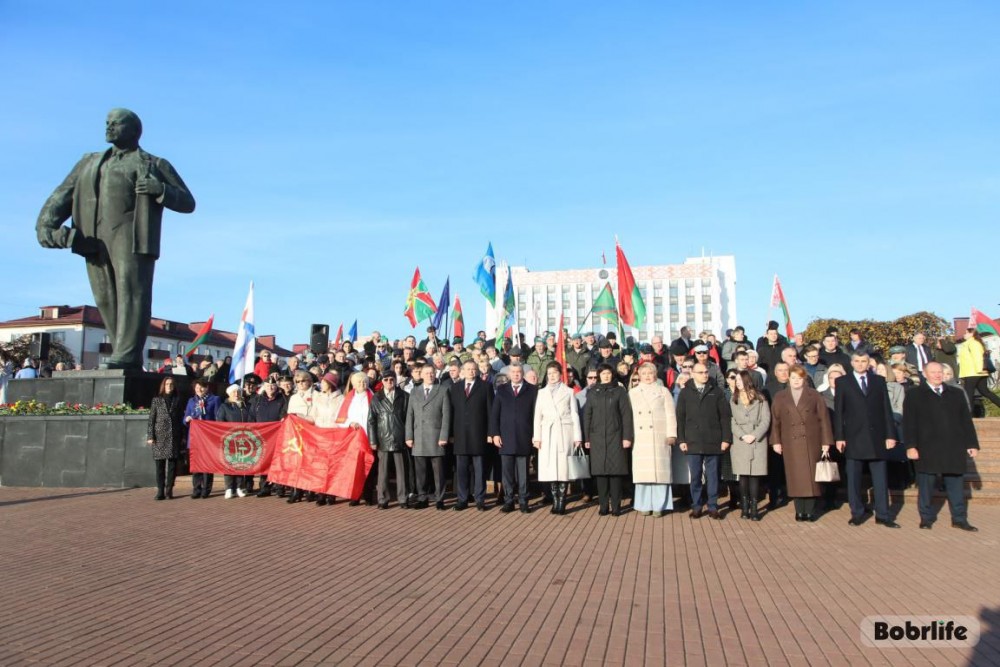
404, 267, 437, 327
333, 323, 343, 349
615, 240, 645, 329
452, 296, 464, 341
769, 275, 795, 339
970, 307, 1000, 337
184, 315, 214, 357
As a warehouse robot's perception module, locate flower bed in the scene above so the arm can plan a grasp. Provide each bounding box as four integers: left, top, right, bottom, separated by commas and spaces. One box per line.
0, 400, 148, 416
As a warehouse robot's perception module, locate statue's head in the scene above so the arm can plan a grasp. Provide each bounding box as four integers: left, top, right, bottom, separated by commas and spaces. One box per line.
105, 108, 142, 147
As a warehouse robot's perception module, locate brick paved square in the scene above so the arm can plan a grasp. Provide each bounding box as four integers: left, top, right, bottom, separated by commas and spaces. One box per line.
1, 483, 999, 666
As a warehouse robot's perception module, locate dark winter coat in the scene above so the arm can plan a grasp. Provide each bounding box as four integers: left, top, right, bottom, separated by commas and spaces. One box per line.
147, 394, 184, 460
489, 382, 537, 457
675, 382, 734, 455
583, 383, 634, 476
216, 400, 251, 423
756, 341, 788, 377
449, 379, 494, 456
833, 372, 895, 460
902, 383, 979, 475
368, 389, 409, 452
249, 393, 288, 422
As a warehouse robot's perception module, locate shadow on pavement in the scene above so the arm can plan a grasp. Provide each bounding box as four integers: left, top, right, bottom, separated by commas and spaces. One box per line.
0, 487, 133, 507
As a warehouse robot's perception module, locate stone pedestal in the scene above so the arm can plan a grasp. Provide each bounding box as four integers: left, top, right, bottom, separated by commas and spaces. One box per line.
7, 370, 191, 410
0, 415, 155, 487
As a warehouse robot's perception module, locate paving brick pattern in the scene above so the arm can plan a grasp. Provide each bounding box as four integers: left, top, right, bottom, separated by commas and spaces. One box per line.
1, 483, 999, 666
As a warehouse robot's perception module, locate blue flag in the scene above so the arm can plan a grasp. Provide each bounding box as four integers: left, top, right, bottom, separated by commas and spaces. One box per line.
432, 277, 450, 332
474, 242, 496, 307
347, 319, 357, 343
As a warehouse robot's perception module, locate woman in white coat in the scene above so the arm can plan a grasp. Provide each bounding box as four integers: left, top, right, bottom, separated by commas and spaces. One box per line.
629, 362, 678, 516
533, 362, 583, 515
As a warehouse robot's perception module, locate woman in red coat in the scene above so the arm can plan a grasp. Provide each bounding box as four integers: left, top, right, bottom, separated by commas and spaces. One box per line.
771, 366, 834, 522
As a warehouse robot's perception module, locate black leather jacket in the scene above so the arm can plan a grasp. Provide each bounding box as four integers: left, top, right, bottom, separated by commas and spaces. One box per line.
367, 390, 409, 452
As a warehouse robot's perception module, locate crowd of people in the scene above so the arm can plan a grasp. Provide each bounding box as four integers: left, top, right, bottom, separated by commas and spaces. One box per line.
138, 322, 990, 531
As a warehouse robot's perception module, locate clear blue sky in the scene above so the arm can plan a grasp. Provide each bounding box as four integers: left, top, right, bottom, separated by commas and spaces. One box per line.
1, 2, 997, 349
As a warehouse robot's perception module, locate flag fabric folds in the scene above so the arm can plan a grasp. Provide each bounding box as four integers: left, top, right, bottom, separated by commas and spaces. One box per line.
615, 241, 646, 329
556, 313, 568, 384
769, 275, 795, 339
188, 416, 376, 500
229, 282, 255, 383
452, 296, 465, 341
970, 307, 1000, 337
404, 267, 437, 327
432, 277, 451, 332
188, 420, 283, 476
333, 323, 343, 349
267, 416, 375, 499
592, 282, 621, 332
495, 262, 516, 349
475, 242, 497, 307
184, 315, 214, 357
347, 320, 358, 343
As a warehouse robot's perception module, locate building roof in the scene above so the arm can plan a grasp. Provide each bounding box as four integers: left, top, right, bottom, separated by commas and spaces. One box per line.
0, 305, 293, 357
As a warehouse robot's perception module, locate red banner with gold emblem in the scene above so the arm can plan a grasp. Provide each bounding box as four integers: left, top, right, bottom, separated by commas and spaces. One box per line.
266, 416, 376, 500
188, 420, 283, 475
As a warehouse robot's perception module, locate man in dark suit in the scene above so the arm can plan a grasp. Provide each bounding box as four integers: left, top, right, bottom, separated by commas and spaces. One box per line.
904, 362, 980, 531
450, 361, 494, 511
904, 333, 934, 374
489, 363, 537, 513
36, 109, 196, 369
834, 351, 899, 527
405, 365, 451, 509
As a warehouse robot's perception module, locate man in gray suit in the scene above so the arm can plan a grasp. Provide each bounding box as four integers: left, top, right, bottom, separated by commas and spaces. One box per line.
36, 108, 195, 369
406, 365, 452, 509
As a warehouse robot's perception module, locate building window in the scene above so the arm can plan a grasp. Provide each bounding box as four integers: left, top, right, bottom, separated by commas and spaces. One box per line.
685, 279, 695, 288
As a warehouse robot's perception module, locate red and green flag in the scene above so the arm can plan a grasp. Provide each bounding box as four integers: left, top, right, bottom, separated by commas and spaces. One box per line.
184, 315, 214, 357
769, 275, 795, 339
452, 296, 465, 341
556, 313, 568, 385
615, 240, 646, 329
403, 267, 437, 328
970, 307, 1000, 337
592, 283, 619, 326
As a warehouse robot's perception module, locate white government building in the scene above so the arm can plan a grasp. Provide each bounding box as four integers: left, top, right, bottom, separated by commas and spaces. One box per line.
504, 255, 737, 342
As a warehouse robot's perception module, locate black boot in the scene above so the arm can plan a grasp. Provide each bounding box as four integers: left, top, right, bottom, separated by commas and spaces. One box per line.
154, 460, 166, 500
740, 494, 749, 519
288, 489, 302, 504
550, 484, 559, 515
562, 484, 569, 514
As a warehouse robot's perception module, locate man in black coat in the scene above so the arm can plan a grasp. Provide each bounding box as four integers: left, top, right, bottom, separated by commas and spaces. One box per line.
818, 333, 851, 370
755, 325, 788, 378
676, 364, 733, 519
368, 371, 410, 509
834, 352, 899, 527
450, 360, 494, 511
489, 363, 537, 513
903, 362, 980, 531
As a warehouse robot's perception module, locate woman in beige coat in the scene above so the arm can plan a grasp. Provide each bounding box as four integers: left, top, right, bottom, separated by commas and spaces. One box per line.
533, 362, 583, 515
629, 362, 678, 516
730, 370, 770, 521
